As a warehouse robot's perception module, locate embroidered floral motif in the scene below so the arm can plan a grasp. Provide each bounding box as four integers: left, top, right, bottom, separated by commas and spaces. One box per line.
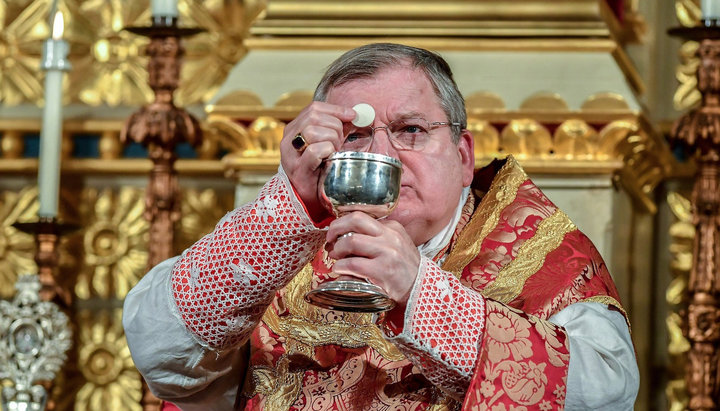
485, 311, 533, 363
464, 302, 570, 410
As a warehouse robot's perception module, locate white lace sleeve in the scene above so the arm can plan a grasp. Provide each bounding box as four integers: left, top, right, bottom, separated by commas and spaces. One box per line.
123, 258, 248, 411
170, 172, 327, 350
383, 256, 486, 399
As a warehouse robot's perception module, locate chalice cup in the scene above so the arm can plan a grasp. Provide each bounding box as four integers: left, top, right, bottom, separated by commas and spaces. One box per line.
304, 151, 402, 313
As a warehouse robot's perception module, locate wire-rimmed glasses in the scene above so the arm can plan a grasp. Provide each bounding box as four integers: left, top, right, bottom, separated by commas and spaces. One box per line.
341, 117, 463, 151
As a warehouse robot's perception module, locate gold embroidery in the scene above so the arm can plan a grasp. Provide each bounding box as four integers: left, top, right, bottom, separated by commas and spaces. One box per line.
580, 295, 631, 332
263, 265, 404, 360
251, 354, 304, 409
427, 394, 458, 411
250, 262, 408, 404
482, 210, 576, 303
442, 156, 528, 277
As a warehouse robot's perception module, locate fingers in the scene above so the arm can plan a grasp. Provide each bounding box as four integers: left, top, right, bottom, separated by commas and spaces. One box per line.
284, 102, 356, 154
324, 212, 419, 305
280, 102, 356, 219
326, 212, 384, 245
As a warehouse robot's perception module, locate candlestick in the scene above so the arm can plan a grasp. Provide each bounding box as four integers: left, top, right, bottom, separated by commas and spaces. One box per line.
151, 0, 178, 16
37, 11, 70, 218
702, 0, 720, 23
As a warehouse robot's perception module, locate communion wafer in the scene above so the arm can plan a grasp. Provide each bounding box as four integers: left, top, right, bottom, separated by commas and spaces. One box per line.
352, 103, 375, 127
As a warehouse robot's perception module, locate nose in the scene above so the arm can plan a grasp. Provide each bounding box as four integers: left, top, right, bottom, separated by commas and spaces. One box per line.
367, 127, 397, 157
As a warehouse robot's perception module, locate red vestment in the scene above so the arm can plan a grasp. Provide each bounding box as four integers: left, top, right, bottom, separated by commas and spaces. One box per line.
167, 156, 626, 410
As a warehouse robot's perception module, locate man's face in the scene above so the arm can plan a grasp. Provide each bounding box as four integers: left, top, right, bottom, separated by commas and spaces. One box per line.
326, 64, 474, 246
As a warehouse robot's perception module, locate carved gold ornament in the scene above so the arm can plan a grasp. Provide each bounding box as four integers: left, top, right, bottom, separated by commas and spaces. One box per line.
75, 309, 141, 411
673, 0, 703, 111
75, 187, 148, 299
666, 191, 693, 411
68, 0, 262, 106
0, 0, 260, 106
0, 0, 50, 105
0, 187, 39, 299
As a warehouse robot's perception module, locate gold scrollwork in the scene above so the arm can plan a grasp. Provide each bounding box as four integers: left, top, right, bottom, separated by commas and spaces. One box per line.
0, 0, 261, 106
175, 187, 236, 252
0, 187, 39, 298
673, 0, 703, 111
665, 190, 693, 410
0, 0, 49, 105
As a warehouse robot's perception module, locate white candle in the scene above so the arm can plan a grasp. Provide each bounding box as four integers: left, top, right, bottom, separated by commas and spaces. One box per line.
151, 0, 178, 17
37, 11, 70, 218
702, 0, 720, 20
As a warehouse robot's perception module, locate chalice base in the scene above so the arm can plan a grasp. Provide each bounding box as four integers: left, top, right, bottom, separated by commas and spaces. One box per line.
305, 280, 396, 313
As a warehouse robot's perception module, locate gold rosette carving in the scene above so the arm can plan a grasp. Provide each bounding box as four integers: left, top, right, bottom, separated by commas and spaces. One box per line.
75, 187, 148, 299
74, 309, 142, 411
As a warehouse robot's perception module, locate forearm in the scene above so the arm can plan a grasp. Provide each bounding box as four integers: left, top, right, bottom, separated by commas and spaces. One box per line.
123, 258, 248, 410
383, 256, 486, 399
171, 171, 326, 349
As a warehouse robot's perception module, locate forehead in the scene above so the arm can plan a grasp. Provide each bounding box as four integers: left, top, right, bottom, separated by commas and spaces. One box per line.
325, 66, 444, 117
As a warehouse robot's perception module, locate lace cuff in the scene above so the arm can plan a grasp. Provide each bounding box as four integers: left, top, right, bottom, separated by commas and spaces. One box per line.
384, 256, 486, 399
170, 172, 326, 349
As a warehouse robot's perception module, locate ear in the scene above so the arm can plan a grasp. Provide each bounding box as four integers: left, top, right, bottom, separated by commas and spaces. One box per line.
457, 129, 475, 186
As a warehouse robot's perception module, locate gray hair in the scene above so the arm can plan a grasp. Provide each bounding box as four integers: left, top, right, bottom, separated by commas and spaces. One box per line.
313, 43, 466, 143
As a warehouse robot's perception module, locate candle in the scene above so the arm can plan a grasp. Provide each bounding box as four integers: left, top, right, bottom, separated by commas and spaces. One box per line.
702, 0, 720, 20
37, 11, 70, 218
151, 0, 178, 17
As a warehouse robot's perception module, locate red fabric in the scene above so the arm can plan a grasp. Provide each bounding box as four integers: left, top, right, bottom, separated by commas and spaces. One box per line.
167, 157, 625, 409
161, 401, 181, 411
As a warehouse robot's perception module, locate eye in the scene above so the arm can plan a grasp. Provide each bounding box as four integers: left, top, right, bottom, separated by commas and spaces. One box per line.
345, 133, 361, 142
402, 124, 426, 134
390, 118, 429, 134
345, 129, 371, 142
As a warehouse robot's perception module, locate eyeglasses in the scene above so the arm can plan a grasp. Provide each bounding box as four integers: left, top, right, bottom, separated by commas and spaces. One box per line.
341, 117, 463, 151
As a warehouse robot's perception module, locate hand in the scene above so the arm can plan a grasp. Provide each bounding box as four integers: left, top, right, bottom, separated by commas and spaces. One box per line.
325, 212, 421, 306
281, 102, 356, 221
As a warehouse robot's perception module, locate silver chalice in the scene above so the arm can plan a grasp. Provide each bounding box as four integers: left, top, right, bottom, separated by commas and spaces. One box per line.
304, 151, 402, 313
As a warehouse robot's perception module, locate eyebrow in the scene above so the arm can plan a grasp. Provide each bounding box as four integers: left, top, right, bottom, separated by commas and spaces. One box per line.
391, 111, 425, 121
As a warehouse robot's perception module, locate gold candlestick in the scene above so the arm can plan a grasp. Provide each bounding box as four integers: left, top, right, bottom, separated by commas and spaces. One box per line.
13, 217, 78, 307
669, 24, 720, 411
122, 15, 203, 411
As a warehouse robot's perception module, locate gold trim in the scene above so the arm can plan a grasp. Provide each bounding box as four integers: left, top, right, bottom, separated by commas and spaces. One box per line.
260, 1, 602, 19
482, 210, 576, 303
244, 37, 618, 52
250, 24, 609, 38
611, 45, 646, 96
581, 295, 625, 314
0, 159, 225, 176
442, 157, 527, 276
